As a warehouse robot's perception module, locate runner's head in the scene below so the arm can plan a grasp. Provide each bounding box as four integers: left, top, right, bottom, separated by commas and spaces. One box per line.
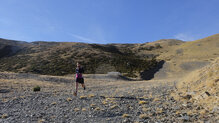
77, 62, 80, 67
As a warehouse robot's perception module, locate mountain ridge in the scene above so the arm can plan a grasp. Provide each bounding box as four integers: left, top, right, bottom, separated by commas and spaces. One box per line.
0, 34, 218, 79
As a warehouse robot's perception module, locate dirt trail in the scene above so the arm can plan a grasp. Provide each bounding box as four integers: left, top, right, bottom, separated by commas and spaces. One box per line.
0, 73, 218, 122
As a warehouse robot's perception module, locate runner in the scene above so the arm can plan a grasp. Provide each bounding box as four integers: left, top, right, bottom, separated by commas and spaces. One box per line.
74, 62, 86, 96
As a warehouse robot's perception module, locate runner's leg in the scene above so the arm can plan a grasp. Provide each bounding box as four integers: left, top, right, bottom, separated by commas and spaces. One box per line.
74, 82, 78, 96
82, 84, 86, 90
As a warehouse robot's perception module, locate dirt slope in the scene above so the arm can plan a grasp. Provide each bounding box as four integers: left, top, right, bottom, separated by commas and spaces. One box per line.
172, 58, 219, 114
154, 34, 219, 79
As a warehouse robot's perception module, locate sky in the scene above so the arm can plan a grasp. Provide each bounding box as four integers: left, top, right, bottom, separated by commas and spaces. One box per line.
0, 0, 219, 44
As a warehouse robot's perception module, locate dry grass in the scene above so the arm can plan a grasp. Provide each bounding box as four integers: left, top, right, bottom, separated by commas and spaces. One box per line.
174, 58, 219, 111
187, 110, 194, 116
88, 94, 95, 98
1, 114, 8, 119
199, 110, 207, 115
82, 108, 86, 111
2, 99, 8, 103
38, 119, 46, 123
175, 111, 181, 115
110, 105, 118, 109
94, 107, 101, 111
102, 101, 107, 105
153, 34, 219, 79
142, 107, 149, 112
90, 104, 96, 107
74, 108, 80, 112
79, 96, 87, 99
66, 98, 72, 101
122, 114, 131, 118
51, 102, 57, 105
139, 114, 148, 119
153, 98, 160, 102
156, 108, 163, 114
139, 101, 147, 105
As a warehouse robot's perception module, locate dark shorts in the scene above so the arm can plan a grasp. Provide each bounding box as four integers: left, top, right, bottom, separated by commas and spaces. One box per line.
76, 77, 84, 84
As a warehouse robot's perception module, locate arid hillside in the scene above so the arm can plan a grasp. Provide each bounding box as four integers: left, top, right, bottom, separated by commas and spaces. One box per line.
0, 38, 178, 78
0, 34, 218, 79
152, 34, 219, 79
172, 57, 219, 116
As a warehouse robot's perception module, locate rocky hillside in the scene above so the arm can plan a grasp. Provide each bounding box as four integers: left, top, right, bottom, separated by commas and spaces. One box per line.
153, 34, 219, 79
0, 38, 164, 77
172, 58, 219, 113
0, 34, 218, 79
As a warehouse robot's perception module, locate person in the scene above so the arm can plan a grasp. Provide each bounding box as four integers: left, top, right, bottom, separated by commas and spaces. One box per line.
74, 62, 86, 96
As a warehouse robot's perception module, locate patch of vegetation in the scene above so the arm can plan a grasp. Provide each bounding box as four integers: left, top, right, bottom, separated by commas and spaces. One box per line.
33, 86, 40, 92
139, 114, 149, 119
138, 43, 162, 51
122, 114, 131, 118
1, 114, 8, 119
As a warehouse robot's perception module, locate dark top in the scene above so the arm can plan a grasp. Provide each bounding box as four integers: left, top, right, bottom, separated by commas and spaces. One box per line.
76, 67, 84, 78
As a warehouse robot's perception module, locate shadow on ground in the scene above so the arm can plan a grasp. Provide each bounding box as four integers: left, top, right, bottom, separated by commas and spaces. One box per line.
140, 60, 165, 80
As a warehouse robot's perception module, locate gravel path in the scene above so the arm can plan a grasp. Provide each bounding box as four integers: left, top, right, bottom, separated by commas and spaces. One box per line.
0, 74, 218, 122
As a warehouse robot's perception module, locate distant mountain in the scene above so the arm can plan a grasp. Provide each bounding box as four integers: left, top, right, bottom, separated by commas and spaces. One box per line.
0, 38, 162, 78
0, 34, 218, 79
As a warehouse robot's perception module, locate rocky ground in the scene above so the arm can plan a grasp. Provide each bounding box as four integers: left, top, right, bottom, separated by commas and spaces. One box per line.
0, 73, 218, 123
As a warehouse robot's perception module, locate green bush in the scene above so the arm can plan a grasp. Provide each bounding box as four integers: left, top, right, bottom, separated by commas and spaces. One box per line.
33, 86, 41, 92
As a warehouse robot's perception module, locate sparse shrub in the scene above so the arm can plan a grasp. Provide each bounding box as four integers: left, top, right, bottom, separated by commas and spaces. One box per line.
156, 108, 163, 113
139, 114, 148, 119
66, 98, 72, 101
82, 108, 86, 111
90, 104, 96, 107
153, 98, 160, 102
33, 86, 40, 92
74, 108, 80, 112
186, 110, 194, 116
139, 101, 147, 104
1, 114, 8, 119
88, 94, 95, 98
155, 43, 162, 49
94, 107, 101, 111
199, 109, 207, 115
80, 96, 87, 99
142, 107, 149, 112
110, 105, 118, 109
102, 101, 107, 105
122, 114, 131, 118
175, 111, 181, 115
38, 119, 46, 123
51, 102, 57, 105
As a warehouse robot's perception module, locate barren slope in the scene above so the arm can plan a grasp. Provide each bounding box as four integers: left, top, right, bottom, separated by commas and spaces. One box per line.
172, 58, 219, 112
153, 34, 219, 79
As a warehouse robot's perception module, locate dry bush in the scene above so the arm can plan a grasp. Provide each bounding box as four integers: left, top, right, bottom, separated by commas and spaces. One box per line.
66, 98, 72, 101
139, 114, 148, 119
74, 108, 80, 112
82, 108, 86, 111
1, 114, 8, 119
51, 102, 57, 105
88, 94, 95, 98
122, 114, 131, 118
110, 105, 118, 109
80, 96, 87, 99
139, 101, 147, 104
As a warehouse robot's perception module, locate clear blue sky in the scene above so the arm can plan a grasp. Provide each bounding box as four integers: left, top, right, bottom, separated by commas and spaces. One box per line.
0, 0, 219, 44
